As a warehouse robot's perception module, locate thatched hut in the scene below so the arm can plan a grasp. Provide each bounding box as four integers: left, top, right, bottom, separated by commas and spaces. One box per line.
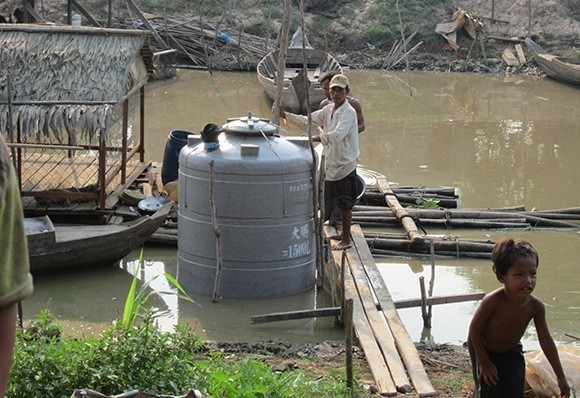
0, 24, 154, 220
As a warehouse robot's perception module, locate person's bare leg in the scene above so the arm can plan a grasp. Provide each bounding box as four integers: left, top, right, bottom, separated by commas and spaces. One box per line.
331, 209, 353, 250
0, 303, 17, 397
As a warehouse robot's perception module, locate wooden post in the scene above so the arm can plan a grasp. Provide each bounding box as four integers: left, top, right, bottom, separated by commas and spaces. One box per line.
527, 0, 532, 38
6, 75, 18, 173
107, 0, 112, 27
344, 298, 354, 389
121, 99, 128, 184
270, 0, 291, 126
98, 131, 107, 220
419, 276, 431, 328
140, 86, 145, 162
209, 160, 223, 302
317, 156, 327, 289
66, 0, 72, 24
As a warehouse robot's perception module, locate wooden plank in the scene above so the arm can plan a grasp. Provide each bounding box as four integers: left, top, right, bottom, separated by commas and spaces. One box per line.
350, 225, 437, 397
344, 242, 412, 393
328, 245, 397, 396
515, 44, 526, 64
250, 307, 341, 324
376, 176, 424, 243
502, 48, 520, 66
394, 292, 485, 309
124, 0, 167, 48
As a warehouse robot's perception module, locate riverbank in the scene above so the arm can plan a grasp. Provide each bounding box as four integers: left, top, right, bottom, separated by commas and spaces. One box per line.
208, 339, 475, 397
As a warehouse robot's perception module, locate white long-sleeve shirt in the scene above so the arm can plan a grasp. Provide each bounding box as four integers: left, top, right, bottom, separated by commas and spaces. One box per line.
311, 101, 359, 181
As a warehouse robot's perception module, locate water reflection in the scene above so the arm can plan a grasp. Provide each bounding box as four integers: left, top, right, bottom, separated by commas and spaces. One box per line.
119, 247, 344, 343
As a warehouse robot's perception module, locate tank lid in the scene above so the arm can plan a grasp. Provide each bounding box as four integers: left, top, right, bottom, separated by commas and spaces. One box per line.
224, 115, 278, 136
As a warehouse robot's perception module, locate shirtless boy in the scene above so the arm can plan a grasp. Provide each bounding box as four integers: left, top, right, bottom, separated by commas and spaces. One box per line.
468, 238, 570, 398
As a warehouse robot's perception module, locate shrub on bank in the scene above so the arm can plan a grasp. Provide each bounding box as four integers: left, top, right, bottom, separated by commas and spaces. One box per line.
8, 311, 357, 397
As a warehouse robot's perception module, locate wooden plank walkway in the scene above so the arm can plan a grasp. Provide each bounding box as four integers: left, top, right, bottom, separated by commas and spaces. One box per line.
325, 224, 437, 397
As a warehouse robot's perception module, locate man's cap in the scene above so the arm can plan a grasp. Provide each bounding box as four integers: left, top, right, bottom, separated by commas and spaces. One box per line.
329, 74, 349, 89
201, 123, 224, 138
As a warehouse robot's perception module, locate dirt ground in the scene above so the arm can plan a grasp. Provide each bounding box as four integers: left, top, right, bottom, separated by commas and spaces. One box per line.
208, 340, 476, 397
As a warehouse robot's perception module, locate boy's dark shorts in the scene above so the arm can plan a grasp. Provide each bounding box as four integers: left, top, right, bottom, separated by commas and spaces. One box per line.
329, 169, 358, 211
468, 340, 525, 398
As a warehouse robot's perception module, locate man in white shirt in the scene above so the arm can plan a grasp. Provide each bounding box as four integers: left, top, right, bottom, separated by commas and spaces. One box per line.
310, 74, 359, 250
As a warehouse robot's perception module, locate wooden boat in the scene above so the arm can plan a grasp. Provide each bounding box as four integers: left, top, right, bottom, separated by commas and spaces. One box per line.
25, 203, 172, 274
524, 38, 580, 87
257, 28, 342, 114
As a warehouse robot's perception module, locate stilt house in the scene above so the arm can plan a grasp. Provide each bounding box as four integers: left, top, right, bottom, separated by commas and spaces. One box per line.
0, 24, 154, 220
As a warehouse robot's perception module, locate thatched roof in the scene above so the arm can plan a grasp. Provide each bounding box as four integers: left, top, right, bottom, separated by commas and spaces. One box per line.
0, 24, 154, 143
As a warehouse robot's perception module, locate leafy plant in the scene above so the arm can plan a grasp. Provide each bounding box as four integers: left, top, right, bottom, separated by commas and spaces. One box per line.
410, 198, 441, 209
122, 247, 195, 329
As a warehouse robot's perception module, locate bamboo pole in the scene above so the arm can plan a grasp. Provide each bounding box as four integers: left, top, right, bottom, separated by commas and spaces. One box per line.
125, 0, 167, 48
372, 248, 491, 259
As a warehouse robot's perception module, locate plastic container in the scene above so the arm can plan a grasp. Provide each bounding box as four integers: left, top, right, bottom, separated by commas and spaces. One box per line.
161, 130, 192, 185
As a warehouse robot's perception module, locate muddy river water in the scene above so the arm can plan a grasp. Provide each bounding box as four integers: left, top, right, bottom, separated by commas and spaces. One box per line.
25, 70, 579, 351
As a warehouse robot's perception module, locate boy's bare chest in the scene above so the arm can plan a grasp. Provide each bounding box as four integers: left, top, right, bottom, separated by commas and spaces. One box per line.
486, 302, 534, 349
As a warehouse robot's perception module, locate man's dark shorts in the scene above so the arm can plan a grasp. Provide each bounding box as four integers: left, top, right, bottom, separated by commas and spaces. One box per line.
329, 169, 358, 211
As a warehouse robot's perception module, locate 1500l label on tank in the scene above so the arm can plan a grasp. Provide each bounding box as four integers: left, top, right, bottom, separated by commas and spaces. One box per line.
283, 223, 311, 258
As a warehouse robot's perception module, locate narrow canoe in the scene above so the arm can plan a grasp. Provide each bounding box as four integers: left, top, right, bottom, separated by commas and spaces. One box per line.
257, 28, 342, 114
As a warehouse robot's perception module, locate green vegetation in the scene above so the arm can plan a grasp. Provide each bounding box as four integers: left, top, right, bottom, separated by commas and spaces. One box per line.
8, 248, 359, 397
410, 198, 441, 209
9, 311, 357, 397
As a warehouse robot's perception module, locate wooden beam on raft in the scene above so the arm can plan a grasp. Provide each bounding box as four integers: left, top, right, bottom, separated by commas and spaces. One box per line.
376, 176, 425, 243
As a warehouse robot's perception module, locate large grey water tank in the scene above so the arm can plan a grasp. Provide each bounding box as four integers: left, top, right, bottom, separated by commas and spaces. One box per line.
177, 116, 316, 299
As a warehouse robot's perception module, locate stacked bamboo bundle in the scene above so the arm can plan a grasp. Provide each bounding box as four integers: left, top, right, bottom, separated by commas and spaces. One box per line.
348, 175, 580, 259
138, 16, 274, 70
353, 202, 580, 230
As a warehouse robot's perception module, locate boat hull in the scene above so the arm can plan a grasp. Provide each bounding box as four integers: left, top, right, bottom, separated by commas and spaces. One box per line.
525, 38, 580, 87
257, 48, 342, 114
26, 203, 171, 274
